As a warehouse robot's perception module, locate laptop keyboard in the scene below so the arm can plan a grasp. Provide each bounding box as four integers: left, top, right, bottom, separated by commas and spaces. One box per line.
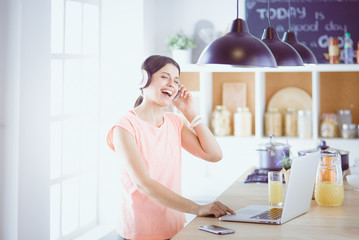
250, 208, 283, 220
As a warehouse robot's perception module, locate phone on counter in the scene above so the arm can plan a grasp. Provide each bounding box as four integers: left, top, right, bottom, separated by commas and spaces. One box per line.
198, 225, 235, 235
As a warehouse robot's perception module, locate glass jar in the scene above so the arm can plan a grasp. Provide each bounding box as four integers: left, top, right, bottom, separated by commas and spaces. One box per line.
315, 149, 344, 207
264, 108, 282, 137
210, 105, 231, 136
234, 107, 252, 137
320, 113, 337, 138
337, 110, 352, 125
337, 110, 352, 136
341, 124, 357, 138
284, 107, 298, 137
329, 37, 340, 64
297, 110, 312, 138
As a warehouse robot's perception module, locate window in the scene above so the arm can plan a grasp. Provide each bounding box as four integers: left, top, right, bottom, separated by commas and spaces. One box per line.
50, 0, 101, 239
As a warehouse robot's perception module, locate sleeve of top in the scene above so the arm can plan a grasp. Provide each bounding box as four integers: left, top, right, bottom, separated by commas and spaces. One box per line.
107, 115, 136, 151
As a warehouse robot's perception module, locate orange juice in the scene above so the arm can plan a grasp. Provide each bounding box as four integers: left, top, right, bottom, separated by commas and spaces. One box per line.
269, 181, 283, 206
315, 181, 344, 206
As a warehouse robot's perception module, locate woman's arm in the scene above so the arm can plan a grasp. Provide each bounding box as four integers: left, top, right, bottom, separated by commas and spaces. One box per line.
112, 126, 233, 217
181, 120, 223, 162
173, 85, 222, 162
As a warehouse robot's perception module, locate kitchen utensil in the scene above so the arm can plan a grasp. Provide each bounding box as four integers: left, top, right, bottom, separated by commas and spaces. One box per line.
257, 135, 290, 170
338, 150, 349, 171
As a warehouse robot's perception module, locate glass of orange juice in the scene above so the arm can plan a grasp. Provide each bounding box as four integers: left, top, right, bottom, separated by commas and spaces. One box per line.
315, 149, 344, 207
268, 171, 283, 206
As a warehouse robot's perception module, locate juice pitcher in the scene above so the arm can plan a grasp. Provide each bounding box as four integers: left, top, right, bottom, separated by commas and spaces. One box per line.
315, 148, 344, 207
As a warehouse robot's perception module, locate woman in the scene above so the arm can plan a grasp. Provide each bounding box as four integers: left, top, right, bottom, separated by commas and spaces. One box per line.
107, 55, 234, 240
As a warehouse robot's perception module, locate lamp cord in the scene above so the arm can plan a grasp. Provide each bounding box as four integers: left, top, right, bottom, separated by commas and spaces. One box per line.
288, 0, 291, 31
267, 0, 272, 27
236, 0, 239, 19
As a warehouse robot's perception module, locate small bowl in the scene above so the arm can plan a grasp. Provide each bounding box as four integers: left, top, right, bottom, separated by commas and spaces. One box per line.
346, 175, 359, 190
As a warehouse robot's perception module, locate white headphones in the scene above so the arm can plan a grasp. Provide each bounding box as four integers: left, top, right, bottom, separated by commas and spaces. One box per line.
139, 69, 151, 89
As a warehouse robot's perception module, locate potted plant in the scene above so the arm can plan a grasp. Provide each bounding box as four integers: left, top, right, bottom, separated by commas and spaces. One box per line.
278, 151, 293, 186
166, 30, 196, 64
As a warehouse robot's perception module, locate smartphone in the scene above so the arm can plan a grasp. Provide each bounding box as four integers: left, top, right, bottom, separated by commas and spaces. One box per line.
172, 91, 180, 101
198, 225, 235, 235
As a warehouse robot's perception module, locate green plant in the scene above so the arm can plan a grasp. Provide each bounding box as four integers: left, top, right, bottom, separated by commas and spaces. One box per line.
166, 30, 196, 51
280, 155, 292, 170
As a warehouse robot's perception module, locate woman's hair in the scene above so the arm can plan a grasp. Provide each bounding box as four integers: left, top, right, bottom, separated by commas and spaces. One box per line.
134, 55, 180, 107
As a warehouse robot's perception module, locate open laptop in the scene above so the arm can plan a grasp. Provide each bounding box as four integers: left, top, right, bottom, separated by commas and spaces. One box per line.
220, 152, 320, 225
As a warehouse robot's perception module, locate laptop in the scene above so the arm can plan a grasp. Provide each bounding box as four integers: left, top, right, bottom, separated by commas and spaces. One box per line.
219, 152, 320, 225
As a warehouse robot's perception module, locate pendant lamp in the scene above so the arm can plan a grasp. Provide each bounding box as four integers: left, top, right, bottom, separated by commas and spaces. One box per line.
197, 0, 277, 67
261, 0, 303, 66
282, 31, 317, 64
282, 0, 317, 64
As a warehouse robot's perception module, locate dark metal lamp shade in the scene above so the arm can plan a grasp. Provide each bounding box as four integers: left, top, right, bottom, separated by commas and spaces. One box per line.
197, 19, 277, 67
261, 27, 304, 66
282, 31, 317, 64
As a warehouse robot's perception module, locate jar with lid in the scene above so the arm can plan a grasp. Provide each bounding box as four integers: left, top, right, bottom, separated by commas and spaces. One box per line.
320, 113, 337, 138
340, 123, 357, 138
284, 107, 298, 137
337, 110, 351, 137
337, 109, 352, 128
210, 105, 231, 136
264, 108, 282, 137
234, 107, 252, 137
298, 110, 312, 138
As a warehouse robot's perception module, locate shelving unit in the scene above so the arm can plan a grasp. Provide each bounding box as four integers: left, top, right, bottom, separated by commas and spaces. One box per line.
179, 64, 359, 201
180, 64, 359, 141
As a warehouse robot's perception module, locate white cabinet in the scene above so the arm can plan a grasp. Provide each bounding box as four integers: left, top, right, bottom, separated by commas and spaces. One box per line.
180, 64, 359, 201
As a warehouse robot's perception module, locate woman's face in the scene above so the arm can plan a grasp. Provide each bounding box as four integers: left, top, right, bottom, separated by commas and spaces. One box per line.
143, 63, 180, 106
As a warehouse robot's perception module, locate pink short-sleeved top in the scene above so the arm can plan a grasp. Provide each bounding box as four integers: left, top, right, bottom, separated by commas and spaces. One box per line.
107, 110, 186, 240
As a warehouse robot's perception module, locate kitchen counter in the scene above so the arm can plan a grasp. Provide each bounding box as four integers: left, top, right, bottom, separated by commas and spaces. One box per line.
173, 168, 359, 239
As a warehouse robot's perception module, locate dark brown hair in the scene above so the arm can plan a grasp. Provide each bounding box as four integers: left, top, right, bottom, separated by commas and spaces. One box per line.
134, 55, 180, 107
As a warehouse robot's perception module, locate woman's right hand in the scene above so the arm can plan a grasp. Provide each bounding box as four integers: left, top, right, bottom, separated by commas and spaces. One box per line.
197, 201, 235, 218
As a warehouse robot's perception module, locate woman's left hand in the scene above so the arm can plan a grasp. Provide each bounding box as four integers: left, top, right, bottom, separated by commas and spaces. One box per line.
172, 84, 196, 116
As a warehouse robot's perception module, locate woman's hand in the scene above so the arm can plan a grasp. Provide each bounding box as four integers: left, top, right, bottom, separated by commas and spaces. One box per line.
172, 84, 196, 118
197, 201, 235, 218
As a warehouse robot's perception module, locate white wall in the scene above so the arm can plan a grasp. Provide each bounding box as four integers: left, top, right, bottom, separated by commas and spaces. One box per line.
0, 1, 20, 239
144, 0, 246, 62
0, 0, 51, 239
99, 0, 145, 226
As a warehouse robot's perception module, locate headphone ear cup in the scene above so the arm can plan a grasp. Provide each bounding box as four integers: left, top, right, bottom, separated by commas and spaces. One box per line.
139, 69, 151, 88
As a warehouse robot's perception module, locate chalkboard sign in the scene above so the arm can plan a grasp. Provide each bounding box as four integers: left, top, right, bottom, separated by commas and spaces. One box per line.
245, 0, 359, 63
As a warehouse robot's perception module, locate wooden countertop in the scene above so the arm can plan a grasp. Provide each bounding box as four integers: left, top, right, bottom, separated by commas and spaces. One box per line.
173, 168, 359, 239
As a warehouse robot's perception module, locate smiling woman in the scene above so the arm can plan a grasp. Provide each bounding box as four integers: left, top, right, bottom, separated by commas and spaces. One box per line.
106, 55, 234, 240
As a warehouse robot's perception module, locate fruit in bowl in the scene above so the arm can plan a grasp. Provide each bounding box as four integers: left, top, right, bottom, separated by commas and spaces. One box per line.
346, 175, 359, 191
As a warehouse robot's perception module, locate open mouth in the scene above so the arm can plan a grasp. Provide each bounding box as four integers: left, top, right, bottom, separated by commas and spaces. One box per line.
161, 89, 173, 98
